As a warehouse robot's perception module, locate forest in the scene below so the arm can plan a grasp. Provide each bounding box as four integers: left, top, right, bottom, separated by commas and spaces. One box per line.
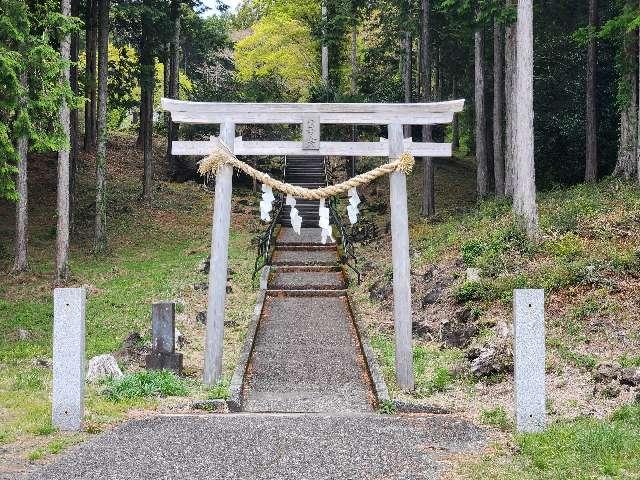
2, 0, 640, 478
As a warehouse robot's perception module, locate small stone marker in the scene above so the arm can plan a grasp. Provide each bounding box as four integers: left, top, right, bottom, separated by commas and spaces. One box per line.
145, 302, 183, 374
52, 288, 86, 431
513, 289, 546, 433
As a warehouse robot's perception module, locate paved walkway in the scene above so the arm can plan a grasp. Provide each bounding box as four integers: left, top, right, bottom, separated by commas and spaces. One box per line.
26, 414, 485, 480
243, 227, 373, 413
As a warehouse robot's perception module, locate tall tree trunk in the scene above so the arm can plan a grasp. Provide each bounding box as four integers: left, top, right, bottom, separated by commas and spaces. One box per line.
321, 0, 328, 84
493, 19, 505, 196
350, 25, 357, 95
585, 0, 598, 181
614, 3, 638, 179
513, 0, 539, 238
420, 0, 435, 217
14, 72, 29, 273
95, 0, 109, 253
70, 0, 80, 230
166, 0, 180, 179
57, 0, 72, 281
504, 0, 516, 197
84, 0, 98, 150
402, 31, 412, 137
451, 77, 459, 151
475, 19, 489, 199
163, 45, 170, 97
140, 0, 154, 200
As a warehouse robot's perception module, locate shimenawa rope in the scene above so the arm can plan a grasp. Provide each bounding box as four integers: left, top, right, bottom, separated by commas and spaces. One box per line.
197, 137, 415, 201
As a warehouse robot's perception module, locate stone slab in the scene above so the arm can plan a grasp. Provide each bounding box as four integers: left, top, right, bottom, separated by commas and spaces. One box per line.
151, 302, 175, 354
271, 270, 345, 290
277, 227, 335, 246
513, 289, 546, 433
272, 248, 338, 266
26, 414, 486, 480
52, 288, 86, 432
145, 352, 183, 374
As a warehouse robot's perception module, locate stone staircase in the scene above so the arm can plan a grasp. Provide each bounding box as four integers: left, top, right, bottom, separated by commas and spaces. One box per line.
242, 156, 374, 413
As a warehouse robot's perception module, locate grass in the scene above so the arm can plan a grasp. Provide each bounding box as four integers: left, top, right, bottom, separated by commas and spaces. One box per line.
480, 406, 512, 431
461, 403, 640, 479
102, 370, 189, 402
0, 136, 260, 453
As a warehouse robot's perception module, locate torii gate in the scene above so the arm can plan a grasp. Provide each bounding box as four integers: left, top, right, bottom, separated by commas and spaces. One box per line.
162, 98, 464, 391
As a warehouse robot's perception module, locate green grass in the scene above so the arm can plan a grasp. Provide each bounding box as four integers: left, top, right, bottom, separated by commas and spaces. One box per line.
102, 370, 189, 402
0, 148, 260, 448
462, 403, 640, 479
207, 379, 231, 400
480, 406, 512, 431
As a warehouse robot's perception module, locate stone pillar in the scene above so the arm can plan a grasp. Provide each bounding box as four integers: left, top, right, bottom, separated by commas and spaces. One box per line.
145, 301, 183, 373
514, 289, 546, 432
52, 288, 86, 431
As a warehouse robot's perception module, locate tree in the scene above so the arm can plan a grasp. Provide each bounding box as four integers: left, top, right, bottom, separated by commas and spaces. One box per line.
513, 0, 539, 239
166, 0, 181, 178
585, 0, 598, 181
493, 18, 505, 196
420, 0, 435, 217
14, 72, 28, 272
504, 0, 516, 196
84, 0, 98, 150
474, 12, 489, 199
95, 0, 109, 253
57, 0, 72, 281
140, 0, 155, 201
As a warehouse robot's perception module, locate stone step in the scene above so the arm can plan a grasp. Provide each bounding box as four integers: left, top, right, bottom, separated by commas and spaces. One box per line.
277, 228, 335, 246
272, 248, 338, 266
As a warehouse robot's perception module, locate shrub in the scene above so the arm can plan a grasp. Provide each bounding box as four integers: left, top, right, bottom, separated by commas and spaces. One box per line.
454, 281, 495, 303
103, 370, 189, 402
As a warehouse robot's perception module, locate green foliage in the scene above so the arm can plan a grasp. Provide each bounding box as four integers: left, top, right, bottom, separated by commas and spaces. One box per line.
378, 399, 397, 415
453, 281, 496, 303
103, 370, 189, 402
235, 12, 319, 100
480, 406, 512, 431
207, 380, 230, 400
421, 367, 454, 395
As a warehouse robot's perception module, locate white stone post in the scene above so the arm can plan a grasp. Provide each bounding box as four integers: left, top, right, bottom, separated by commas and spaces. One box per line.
52, 288, 86, 431
513, 289, 546, 432
388, 123, 415, 391
203, 124, 235, 385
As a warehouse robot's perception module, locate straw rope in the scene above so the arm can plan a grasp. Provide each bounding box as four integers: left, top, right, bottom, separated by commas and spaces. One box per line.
198, 139, 415, 200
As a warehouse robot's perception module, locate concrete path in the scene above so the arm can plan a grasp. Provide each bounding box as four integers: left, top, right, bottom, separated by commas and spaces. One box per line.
26, 414, 485, 480
244, 227, 373, 413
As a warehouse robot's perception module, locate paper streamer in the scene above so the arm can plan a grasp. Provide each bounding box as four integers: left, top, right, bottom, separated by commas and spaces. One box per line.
260, 184, 275, 221
347, 187, 361, 225
318, 199, 334, 244
286, 195, 302, 235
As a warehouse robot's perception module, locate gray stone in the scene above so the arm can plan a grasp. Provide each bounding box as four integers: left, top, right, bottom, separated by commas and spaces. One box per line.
439, 311, 478, 348
621, 367, 640, 386
151, 302, 176, 354
196, 311, 207, 324
86, 354, 123, 383
595, 380, 622, 398
145, 352, 183, 374
17, 327, 31, 340
594, 361, 622, 383
52, 288, 86, 432
175, 329, 186, 350
191, 399, 228, 412
193, 282, 208, 291
513, 289, 546, 433
198, 256, 210, 274
368, 278, 393, 302
421, 284, 443, 307
466, 268, 481, 282
469, 346, 512, 377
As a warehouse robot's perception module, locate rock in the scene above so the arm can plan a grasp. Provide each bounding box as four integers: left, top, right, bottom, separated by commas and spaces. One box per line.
32, 357, 52, 369
226, 281, 233, 294
191, 399, 228, 413
116, 332, 150, 367
17, 328, 31, 340
621, 367, 640, 387
421, 284, 444, 307
466, 268, 481, 282
593, 361, 622, 383
595, 380, 622, 398
193, 282, 208, 291
86, 354, 123, 383
122, 331, 143, 350
369, 278, 393, 302
224, 319, 238, 328
440, 314, 478, 348
469, 345, 513, 377
196, 311, 207, 324
198, 256, 211, 274
421, 266, 436, 282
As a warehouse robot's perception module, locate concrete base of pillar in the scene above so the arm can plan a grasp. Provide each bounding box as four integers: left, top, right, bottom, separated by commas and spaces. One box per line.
145, 352, 183, 375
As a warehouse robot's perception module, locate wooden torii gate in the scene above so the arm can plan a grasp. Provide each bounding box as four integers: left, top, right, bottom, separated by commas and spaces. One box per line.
162, 98, 464, 391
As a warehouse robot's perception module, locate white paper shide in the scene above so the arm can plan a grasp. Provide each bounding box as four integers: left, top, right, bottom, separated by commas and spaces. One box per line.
318, 199, 334, 244
260, 184, 275, 221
